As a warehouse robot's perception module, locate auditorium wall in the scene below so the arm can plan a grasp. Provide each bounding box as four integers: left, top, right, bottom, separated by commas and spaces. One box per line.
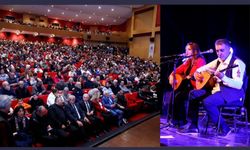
128, 5, 160, 64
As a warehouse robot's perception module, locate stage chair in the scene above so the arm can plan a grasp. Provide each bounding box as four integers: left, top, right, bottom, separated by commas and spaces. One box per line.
217, 75, 248, 135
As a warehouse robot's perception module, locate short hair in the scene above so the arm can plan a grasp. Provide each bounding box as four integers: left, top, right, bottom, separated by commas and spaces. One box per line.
68, 94, 75, 100
0, 95, 12, 109
63, 87, 69, 91
215, 39, 231, 47
2, 81, 9, 87
83, 93, 89, 98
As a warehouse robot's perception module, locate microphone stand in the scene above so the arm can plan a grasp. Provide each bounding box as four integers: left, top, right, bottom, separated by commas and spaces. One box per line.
161, 54, 194, 129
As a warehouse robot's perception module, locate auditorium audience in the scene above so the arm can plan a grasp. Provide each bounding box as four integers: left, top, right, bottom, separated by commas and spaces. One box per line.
0, 38, 160, 146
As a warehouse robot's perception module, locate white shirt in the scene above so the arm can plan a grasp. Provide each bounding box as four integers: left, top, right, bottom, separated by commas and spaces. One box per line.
196, 52, 246, 94
47, 92, 56, 106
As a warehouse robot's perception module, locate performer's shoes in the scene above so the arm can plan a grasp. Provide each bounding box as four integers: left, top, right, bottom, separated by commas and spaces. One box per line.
178, 122, 191, 130
218, 129, 233, 138
177, 127, 199, 134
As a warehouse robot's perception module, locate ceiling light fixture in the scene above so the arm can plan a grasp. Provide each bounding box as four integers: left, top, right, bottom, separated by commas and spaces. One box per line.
111, 8, 114, 11
101, 18, 104, 21
47, 9, 51, 12
61, 12, 64, 15
98, 6, 101, 9
89, 16, 92, 19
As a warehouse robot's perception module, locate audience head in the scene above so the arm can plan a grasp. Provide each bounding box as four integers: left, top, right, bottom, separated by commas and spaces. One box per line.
2, 81, 10, 91
36, 105, 48, 117
68, 95, 76, 104
0, 95, 12, 113
83, 93, 90, 102
13, 105, 25, 118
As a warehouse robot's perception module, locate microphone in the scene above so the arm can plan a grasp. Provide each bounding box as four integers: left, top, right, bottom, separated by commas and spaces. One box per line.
200, 49, 214, 55
161, 49, 214, 59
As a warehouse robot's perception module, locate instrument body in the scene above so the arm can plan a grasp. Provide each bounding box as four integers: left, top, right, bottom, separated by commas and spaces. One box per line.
195, 65, 239, 90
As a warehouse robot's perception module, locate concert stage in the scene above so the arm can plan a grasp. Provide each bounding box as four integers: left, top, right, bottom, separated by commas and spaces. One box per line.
160, 117, 250, 147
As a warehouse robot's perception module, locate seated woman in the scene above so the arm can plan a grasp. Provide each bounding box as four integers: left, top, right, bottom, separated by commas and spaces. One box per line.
166, 42, 206, 128
9, 106, 32, 147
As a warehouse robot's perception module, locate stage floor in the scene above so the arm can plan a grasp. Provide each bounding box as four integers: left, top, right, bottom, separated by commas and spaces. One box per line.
160, 117, 250, 147
97, 115, 160, 147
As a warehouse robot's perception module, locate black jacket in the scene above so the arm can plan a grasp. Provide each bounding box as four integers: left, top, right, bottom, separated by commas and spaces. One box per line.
48, 104, 69, 129
64, 103, 86, 124
0, 111, 15, 146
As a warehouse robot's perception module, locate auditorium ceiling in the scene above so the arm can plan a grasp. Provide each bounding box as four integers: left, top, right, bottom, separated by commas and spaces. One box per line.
0, 5, 144, 25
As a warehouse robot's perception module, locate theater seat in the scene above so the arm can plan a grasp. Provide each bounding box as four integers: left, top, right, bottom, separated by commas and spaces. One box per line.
124, 92, 144, 111
27, 86, 33, 95
38, 94, 49, 104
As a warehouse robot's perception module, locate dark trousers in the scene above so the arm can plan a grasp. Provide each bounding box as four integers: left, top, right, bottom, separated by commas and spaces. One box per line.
188, 89, 237, 133
171, 89, 190, 126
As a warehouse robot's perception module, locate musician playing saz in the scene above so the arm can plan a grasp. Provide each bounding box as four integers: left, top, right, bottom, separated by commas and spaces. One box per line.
168, 42, 206, 128
181, 39, 246, 137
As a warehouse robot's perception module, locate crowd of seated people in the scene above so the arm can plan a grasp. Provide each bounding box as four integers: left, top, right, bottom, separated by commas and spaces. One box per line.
0, 17, 113, 35
0, 39, 160, 146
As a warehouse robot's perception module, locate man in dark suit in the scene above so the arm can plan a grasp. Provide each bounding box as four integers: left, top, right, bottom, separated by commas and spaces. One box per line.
30, 105, 59, 146
0, 95, 15, 146
64, 95, 89, 140
80, 94, 106, 135
48, 96, 77, 146
15, 80, 31, 99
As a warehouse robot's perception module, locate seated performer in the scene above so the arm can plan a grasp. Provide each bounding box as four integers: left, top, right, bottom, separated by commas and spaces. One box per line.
168, 42, 206, 128
181, 39, 246, 137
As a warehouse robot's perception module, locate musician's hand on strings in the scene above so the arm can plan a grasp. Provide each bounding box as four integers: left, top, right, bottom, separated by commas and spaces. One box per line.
214, 71, 224, 79
194, 72, 203, 82
206, 67, 216, 74
169, 75, 177, 85
186, 75, 191, 79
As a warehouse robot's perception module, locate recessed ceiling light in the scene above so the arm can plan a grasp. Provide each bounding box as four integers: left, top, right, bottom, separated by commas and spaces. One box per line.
61, 12, 64, 15
113, 19, 117, 22
51, 5, 54, 8
98, 6, 101, 9
75, 14, 78, 17
84, 4, 87, 7
88, 16, 92, 19
47, 9, 51, 12
101, 18, 104, 21
111, 8, 114, 11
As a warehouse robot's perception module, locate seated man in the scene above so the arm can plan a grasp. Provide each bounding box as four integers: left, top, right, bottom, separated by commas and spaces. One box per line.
102, 90, 125, 126
15, 80, 31, 99
29, 105, 59, 146
48, 96, 77, 146
0, 81, 16, 97
181, 39, 246, 137
64, 95, 89, 140
138, 85, 158, 110
32, 79, 46, 95
79, 94, 106, 135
